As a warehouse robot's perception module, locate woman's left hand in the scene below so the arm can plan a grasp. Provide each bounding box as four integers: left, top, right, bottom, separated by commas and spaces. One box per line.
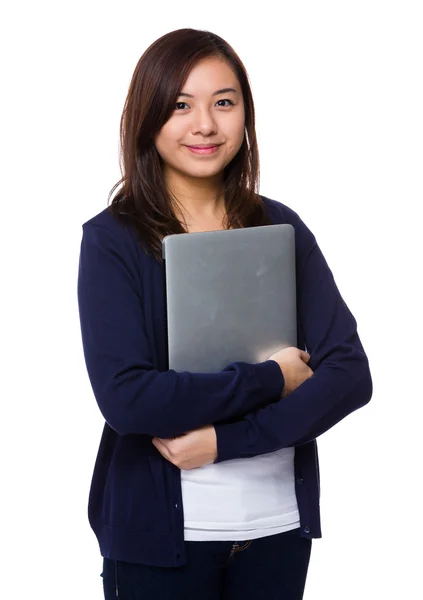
152, 425, 218, 470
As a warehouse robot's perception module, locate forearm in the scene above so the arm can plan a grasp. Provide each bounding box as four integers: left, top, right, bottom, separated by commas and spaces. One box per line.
214, 346, 372, 461
78, 223, 285, 439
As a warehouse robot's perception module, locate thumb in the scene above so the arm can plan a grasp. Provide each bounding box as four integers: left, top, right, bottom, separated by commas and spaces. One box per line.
300, 350, 310, 363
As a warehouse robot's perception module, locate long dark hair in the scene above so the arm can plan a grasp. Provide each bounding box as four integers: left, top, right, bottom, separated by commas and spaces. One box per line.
107, 28, 273, 264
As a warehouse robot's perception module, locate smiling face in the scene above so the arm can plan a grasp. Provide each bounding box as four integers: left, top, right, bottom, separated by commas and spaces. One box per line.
154, 56, 246, 188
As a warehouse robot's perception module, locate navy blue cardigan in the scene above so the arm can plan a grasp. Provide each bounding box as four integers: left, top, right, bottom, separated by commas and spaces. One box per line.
77, 195, 372, 567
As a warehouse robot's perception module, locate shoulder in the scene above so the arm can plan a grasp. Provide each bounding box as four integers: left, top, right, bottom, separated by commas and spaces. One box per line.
80, 206, 140, 254
82, 206, 127, 235
259, 194, 317, 255
260, 194, 301, 225
78, 206, 150, 281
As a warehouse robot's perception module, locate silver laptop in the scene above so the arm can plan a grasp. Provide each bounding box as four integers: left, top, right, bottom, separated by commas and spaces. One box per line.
162, 224, 296, 373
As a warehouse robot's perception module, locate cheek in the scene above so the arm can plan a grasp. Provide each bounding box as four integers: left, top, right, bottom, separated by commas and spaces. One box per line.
155, 124, 178, 153
227, 124, 245, 153
228, 115, 245, 144
161, 119, 185, 142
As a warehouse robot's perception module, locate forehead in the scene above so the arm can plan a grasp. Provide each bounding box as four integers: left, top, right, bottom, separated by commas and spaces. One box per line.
180, 58, 238, 91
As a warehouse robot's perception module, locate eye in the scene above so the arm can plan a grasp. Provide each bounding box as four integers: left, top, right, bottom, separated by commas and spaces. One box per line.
174, 99, 235, 110
216, 99, 234, 107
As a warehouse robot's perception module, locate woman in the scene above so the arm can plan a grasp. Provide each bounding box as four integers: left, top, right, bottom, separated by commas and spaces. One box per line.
77, 28, 372, 600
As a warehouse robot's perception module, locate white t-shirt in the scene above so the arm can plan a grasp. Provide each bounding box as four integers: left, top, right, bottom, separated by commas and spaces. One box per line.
181, 446, 300, 541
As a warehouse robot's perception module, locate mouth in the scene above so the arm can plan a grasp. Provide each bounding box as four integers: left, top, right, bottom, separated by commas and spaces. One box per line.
185, 144, 221, 155
186, 144, 221, 149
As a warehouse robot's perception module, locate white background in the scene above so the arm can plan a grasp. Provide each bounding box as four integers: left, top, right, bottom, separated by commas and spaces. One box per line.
2, 1, 422, 598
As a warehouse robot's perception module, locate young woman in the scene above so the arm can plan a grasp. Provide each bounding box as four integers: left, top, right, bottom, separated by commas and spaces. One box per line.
77, 28, 372, 600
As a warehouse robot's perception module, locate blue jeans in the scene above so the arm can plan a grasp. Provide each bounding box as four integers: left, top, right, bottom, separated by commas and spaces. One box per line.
101, 527, 312, 599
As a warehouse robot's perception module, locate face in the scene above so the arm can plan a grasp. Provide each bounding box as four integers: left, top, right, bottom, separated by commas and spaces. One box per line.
154, 57, 245, 186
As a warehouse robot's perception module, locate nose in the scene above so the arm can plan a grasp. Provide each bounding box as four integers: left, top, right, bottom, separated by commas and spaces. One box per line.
191, 107, 218, 135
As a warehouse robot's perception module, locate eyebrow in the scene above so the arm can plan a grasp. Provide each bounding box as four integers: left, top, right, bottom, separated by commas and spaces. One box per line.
177, 87, 238, 98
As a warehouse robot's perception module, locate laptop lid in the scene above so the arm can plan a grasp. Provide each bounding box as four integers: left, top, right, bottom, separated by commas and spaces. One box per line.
162, 224, 296, 373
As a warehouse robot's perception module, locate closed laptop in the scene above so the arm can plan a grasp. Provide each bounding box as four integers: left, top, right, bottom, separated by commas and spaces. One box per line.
162, 224, 296, 373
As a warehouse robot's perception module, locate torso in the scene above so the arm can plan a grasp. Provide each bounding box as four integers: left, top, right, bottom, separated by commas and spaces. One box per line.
184, 212, 236, 234
175, 202, 233, 234
185, 220, 230, 234
158, 218, 229, 243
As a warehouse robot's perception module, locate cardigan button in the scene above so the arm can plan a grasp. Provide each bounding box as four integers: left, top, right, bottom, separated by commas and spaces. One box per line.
304, 526, 310, 534
296, 477, 304, 484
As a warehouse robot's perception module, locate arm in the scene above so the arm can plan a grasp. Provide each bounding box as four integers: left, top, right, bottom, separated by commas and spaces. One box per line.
77, 222, 284, 439
213, 217, 373, 462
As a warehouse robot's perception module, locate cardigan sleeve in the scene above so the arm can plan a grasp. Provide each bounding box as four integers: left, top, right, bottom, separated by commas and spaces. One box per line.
77, 222, 284, 439
213, 215, 373, 462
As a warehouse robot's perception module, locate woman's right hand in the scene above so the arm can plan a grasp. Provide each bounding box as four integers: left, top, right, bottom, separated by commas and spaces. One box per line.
268, 347, 314, 398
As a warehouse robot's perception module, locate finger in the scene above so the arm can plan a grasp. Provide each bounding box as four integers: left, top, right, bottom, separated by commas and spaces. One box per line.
160, 437, 180, 458
152, 438, 170, 460
300, 350, 310, 363
156, 437, 175, 448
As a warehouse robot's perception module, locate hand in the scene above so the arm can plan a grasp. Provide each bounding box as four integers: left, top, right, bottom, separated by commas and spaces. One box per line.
152, 425, 217, 470
269, 346, 314, 397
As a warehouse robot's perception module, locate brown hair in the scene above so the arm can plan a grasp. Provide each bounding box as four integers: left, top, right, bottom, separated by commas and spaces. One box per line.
107, 28, 272, 264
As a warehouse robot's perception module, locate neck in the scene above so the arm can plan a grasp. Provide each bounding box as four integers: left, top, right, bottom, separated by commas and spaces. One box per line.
164, 167, 225, 221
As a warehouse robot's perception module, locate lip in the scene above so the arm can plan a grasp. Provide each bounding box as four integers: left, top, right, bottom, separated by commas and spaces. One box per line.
185, 145, 220, 155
